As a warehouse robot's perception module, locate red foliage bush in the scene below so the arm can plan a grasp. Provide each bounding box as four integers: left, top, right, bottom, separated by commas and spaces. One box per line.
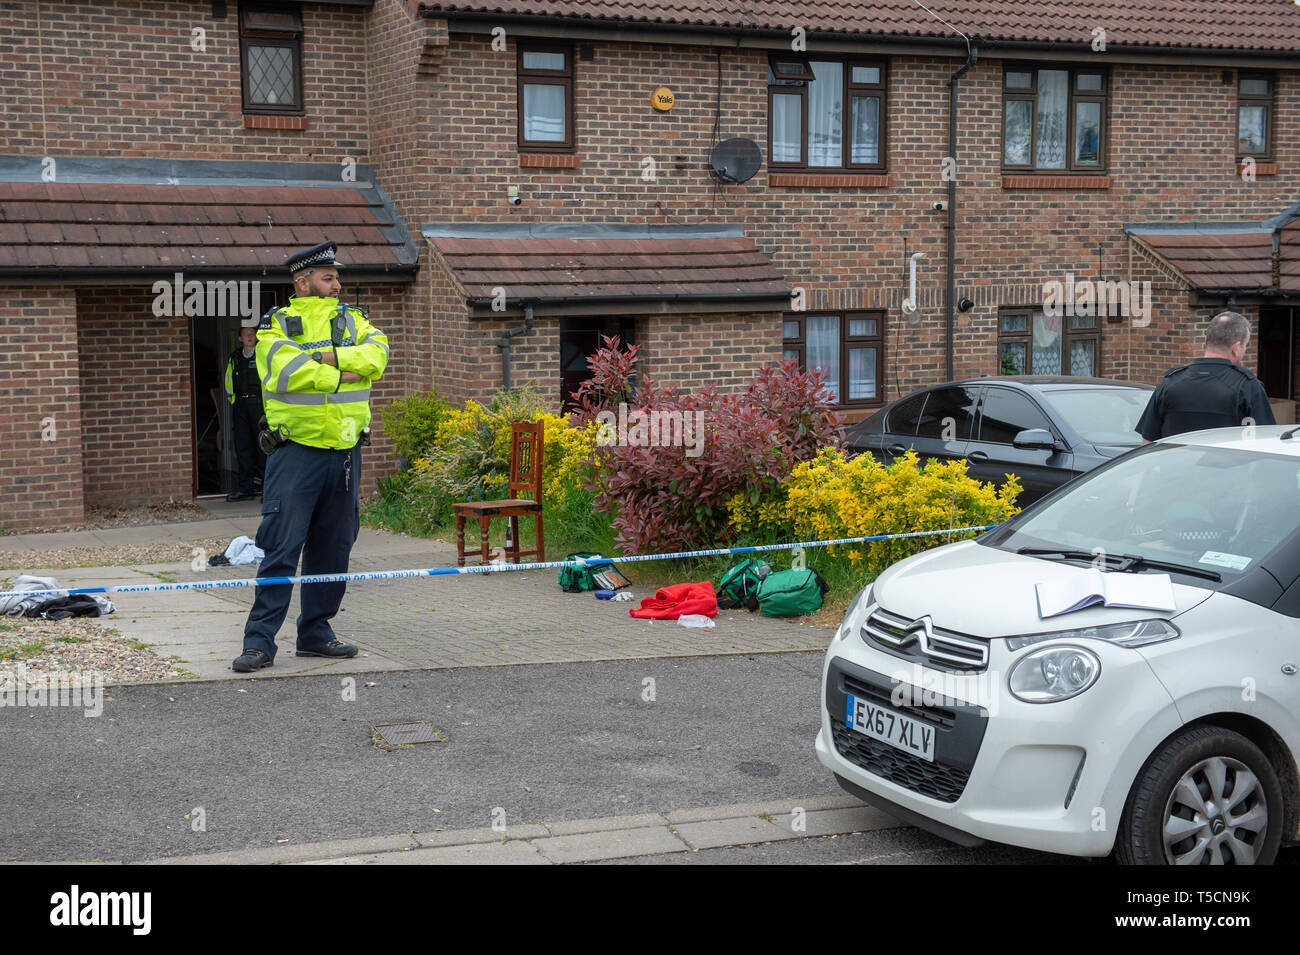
571, 337, 843, 554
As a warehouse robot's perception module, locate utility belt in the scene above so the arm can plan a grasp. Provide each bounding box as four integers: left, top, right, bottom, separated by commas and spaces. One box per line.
257, 416, 370, 456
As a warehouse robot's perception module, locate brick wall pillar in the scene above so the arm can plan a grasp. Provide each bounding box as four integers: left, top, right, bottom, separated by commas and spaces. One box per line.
0, 287, 85, 530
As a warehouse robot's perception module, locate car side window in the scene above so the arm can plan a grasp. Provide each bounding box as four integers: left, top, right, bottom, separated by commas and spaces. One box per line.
978, 388, 1053, 444
886, 392, 928, 435
915, 387, 978, 440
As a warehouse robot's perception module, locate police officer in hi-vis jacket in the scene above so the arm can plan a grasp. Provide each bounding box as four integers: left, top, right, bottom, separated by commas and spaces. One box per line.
223, 322, 266, 502
232, 241, 390, 673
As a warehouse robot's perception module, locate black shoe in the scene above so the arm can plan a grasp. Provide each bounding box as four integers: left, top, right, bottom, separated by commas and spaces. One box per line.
232, 648, 273, 672
296, 640, 359, 659
227, 492, 253, 502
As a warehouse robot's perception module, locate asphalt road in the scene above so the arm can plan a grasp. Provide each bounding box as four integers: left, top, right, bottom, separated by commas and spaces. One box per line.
9, 650, 1295, 866
3, 652, 853, 862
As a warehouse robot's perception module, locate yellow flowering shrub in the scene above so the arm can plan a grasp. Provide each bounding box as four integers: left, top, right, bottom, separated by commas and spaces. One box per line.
407, 386, 600, 524
728, 449, 1022, 573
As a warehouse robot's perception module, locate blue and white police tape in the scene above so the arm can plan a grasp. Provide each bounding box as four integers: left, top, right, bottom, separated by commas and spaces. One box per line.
0, 524, 999, 600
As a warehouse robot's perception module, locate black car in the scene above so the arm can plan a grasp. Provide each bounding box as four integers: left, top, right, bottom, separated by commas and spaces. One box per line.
845, 376, 1155, 504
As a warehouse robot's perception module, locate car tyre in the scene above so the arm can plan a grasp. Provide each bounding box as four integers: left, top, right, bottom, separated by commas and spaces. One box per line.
1117, 726, 1282, 865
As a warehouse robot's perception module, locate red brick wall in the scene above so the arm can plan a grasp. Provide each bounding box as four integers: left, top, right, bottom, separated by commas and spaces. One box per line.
0, 288, 84, 531
399, 31, 1298, 403
0, 0, 370, 160
352, 283, 413, 492
76, 289, 191, 507
635, 312, 783, 393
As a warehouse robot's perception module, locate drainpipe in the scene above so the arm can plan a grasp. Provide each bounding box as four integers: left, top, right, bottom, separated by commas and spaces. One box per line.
946, 42, 978, 382
500, 304, 534, 390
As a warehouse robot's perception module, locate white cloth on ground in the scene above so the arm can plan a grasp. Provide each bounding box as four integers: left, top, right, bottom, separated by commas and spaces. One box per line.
224, 536, 265, 565
0, 575, 67, 616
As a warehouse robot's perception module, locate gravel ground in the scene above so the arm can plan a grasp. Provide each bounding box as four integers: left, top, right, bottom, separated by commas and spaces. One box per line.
2, 501, 214, 536
0, 536, 234, 570
0, 617, 196, 686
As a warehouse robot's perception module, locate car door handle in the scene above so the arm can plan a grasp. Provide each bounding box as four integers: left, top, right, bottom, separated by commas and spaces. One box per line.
887, 444, 907, 456
967, 451, 990, 462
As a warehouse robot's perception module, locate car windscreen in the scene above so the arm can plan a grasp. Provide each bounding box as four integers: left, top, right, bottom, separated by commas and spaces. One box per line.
1041, 386, 1150, 446
983, 443, 1300, 583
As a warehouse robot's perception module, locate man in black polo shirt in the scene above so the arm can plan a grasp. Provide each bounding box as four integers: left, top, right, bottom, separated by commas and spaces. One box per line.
224, 323, 266, 501
1136, 311, 1276, 443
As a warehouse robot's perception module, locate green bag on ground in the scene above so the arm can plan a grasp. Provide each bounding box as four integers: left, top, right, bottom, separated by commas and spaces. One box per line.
558, 553, 605, 593
756, 567, 829, 617
717, 558, 771, 611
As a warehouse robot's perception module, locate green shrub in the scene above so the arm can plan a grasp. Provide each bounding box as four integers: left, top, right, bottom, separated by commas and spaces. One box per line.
381, 390, 452, 463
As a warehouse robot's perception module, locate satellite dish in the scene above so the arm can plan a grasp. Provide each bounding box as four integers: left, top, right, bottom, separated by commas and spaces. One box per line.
710, 138, 762, 184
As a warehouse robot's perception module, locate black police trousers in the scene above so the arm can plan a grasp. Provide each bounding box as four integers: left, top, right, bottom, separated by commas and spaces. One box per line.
242, 441, 362, 660
231, 397, 266, 496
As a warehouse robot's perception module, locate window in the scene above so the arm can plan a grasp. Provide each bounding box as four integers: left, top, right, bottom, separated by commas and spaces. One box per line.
1003, 66, 1107, 171
768, 56, 887, 171
518, 43, 574, 151
999, 309, 1099, 377
239, 5, 303, 113
916, 387, 978, 440
886, 392, 927, 435
977, 388, 1053, 444
783, 311, 885, 405
1238, 72, 1274, 159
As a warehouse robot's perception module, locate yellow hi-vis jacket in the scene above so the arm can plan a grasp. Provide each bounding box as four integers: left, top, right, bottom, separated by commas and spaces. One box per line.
256, 296, 389, 450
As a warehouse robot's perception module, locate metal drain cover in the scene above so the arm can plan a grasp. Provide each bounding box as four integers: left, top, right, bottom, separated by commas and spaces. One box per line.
372, 721, 446, 747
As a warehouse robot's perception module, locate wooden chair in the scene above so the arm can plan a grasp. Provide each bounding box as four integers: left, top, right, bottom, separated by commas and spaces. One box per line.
454, 419, 545, 567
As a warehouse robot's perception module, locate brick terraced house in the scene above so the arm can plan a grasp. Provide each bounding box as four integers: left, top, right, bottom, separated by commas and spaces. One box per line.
0, 0, 1298, 530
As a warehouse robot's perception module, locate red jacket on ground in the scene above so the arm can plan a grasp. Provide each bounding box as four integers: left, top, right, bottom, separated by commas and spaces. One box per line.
628, 581, 718, 619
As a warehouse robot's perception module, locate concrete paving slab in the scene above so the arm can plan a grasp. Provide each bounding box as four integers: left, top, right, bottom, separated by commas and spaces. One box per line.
672, 816, 802, 849
411, 824, 549, 847
532, 826, 687, 863
315, 840, 546, 865
769, 805, 906, 836
544, 812, 667, 837
663, 793, 859, 824
152, 833, 419, 865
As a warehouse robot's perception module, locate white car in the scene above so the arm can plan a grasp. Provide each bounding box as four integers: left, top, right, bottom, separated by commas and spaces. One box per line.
817, 425, 1300, 864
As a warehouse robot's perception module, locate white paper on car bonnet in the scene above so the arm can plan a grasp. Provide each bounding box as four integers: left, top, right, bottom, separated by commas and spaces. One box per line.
1035, 569, 1176, 618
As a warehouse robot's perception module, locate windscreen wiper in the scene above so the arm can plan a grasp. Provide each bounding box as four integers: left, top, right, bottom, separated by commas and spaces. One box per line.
1016, 547, 1222, 581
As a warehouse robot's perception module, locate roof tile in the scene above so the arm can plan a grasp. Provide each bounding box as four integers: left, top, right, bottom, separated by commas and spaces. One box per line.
415, 0, 1300, 52
0, 177, 414, 276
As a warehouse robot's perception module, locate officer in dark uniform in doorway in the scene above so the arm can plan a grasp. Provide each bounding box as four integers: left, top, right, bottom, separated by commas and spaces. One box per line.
224, 322, 266, 501
1136, 311, 1276, 443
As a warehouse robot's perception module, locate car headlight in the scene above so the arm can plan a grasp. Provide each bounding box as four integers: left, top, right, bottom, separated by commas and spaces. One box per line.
1009, 645, 1100, 703
837, 584, 874, 641
1005, 618, 1179, 651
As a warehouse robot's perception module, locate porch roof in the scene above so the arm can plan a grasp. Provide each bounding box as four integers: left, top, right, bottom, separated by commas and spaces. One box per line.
0, 156, 419, 285
422, 223, 790, 316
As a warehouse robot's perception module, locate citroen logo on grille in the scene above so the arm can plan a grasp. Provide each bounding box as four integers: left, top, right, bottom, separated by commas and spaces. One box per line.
880, 615, 934, 649
899, 615, 935, 649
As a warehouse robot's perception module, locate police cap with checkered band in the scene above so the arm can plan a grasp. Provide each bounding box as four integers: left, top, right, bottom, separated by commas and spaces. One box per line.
284, 240, 345, 275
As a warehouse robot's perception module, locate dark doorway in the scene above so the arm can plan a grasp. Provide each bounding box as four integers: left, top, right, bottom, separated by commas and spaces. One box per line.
188, 286, 289, 497
559, 316, 635, 411
1258, 306, 1295, 400
191, 315, 243, 497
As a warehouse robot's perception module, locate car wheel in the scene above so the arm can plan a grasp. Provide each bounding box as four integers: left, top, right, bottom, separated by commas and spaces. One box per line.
1117, 726, 1282, 865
